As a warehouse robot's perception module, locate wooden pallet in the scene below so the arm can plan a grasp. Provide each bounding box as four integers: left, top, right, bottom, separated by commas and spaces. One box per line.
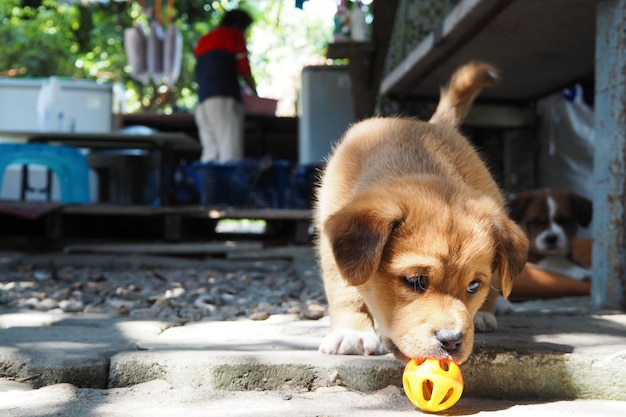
0, 202, 313, 246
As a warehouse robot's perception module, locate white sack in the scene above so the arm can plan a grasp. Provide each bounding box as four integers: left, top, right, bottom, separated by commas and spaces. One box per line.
124, 25, 149, 84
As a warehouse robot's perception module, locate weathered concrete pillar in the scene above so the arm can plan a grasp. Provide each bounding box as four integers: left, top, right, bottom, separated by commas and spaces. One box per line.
592, 0, 626, 310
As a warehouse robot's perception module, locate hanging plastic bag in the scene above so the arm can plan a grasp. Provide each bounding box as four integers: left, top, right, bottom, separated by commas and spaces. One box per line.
163, 25, 183, 87
536, 86, 594, 199
148, 21, 165, 84
124, 25, 149, 85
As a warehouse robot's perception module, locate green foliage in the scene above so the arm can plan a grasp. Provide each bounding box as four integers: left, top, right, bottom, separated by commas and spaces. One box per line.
0, 0, 81, 77
0, 0, 332, 114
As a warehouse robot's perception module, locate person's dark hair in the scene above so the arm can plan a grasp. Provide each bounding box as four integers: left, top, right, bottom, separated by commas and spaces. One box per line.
220, 9, 253, 30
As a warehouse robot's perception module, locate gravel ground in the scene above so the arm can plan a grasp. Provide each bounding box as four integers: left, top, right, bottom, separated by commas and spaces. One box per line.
0, 258, 328, 324
0, 247, 596, 327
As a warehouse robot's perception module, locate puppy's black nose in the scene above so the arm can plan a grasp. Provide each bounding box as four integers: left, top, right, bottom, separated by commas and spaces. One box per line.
544, 232, 559, 247
435, 329, 463, 352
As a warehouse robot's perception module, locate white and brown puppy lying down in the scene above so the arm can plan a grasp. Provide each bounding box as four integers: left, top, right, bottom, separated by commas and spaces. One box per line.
314, 62, 528, 365
508, 189, 591, 267
507, 189, 593, 299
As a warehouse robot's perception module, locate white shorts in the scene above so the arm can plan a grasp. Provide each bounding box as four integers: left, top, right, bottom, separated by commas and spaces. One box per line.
194, 97, 245, 162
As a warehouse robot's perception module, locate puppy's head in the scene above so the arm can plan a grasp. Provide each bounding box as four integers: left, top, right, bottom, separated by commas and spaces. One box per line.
324, 179, 528, 364
508, 189, 592, 261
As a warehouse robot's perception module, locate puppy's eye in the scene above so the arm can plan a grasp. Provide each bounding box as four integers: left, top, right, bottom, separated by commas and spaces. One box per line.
404, 275, 428, 292
467, 280, 481, 294
529, 220, 547, 229
555, 216, 575, 226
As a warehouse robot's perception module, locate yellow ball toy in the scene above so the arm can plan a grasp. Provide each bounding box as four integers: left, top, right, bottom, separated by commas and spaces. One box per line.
402, 358, 464, 413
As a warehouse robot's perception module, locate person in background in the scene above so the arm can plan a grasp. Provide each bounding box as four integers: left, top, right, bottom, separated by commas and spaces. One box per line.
194, 8, 258, 163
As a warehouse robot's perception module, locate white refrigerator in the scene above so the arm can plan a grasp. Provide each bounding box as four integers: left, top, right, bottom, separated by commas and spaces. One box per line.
298, 66, 355, 165
0, 78, 113, 133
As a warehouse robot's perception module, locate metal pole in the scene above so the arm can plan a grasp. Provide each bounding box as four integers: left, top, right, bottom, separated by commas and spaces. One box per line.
592, 0, 626, 310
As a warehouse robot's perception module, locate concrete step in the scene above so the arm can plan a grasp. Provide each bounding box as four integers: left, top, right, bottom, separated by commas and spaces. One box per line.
2, 382, 625, 417
1, 305, 625, 401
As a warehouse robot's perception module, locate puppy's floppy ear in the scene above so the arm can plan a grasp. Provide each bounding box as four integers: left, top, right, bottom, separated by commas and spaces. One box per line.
493, 217, 529, 298
324, 197, 404, 286
569, 193, 593, 228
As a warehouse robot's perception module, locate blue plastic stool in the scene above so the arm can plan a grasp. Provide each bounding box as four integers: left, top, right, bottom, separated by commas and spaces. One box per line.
0, 143, 90, 203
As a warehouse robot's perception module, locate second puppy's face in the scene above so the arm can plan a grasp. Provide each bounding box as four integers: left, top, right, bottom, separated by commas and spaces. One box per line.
324, 179, 528, 364
509, 190, 592, 259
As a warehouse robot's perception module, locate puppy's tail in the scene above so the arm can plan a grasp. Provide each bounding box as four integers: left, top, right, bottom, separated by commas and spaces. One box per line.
429, 61, 499, 128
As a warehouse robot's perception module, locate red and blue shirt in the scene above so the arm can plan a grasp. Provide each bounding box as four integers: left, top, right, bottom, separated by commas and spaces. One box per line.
194, 26, 252, 102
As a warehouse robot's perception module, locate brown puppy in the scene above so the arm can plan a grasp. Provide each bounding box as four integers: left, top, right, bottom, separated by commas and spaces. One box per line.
315, 62, 528, 365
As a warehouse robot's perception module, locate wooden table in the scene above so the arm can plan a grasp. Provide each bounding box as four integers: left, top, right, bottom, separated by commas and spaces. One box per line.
26, 132, 201, 206
116, 113, 298, 161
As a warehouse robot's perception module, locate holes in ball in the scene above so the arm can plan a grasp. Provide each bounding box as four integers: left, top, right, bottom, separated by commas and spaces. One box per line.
422, 377, 455, 405
422, 380, 434, 400
441, 388, 454, 404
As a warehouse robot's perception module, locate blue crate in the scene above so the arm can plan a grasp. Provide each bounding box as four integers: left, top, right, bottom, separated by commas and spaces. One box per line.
194, 159, 294, 208
194, 159, 258, 207
285, 164, 322, 209
172, 160, 200, 204
248, 159, 293, 209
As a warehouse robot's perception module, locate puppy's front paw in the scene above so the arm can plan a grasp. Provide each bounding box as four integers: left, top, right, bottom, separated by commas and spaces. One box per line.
495, 295, 515, 315
474, 311, 498, 332
319, 330, 385, 355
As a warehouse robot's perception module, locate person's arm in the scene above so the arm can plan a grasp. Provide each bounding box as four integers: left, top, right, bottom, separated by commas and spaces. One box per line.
242, 73, 258, 96
232, 29, 258, 96
235, 51, 257, 96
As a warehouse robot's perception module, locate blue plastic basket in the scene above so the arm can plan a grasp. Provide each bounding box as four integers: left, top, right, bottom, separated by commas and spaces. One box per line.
286, 164, 321, 209
195, 159, 294, 207
247, 159, 293, 209
194, 159, 259, 207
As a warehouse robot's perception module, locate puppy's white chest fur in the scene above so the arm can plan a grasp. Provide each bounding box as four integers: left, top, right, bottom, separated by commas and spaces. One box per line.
535, 256, 591, 281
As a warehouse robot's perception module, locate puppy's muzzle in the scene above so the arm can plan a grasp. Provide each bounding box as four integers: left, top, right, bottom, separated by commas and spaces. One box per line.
435, 329, 463, 354
542, 232, 561, 249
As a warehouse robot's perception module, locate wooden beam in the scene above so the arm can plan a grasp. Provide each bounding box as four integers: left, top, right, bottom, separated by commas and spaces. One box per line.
368, 0, 400, 117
